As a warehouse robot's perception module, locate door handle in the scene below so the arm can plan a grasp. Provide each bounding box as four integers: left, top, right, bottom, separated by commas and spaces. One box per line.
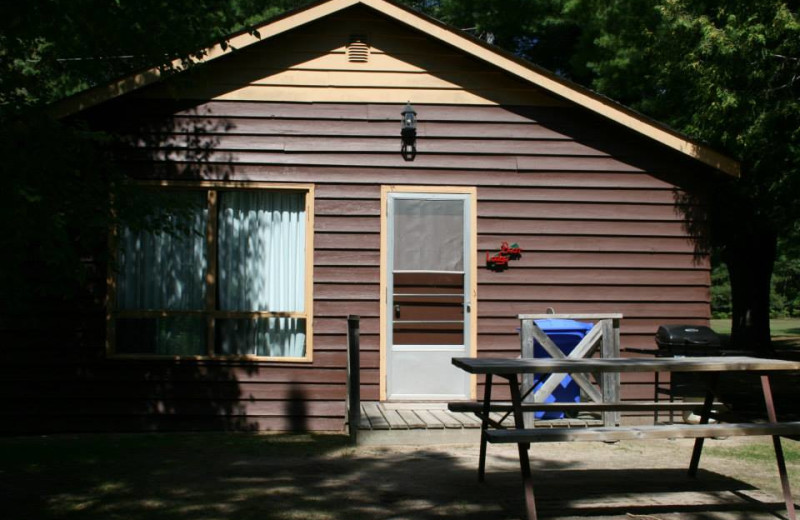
465, 302, 471, 313
395, 304, 400, 318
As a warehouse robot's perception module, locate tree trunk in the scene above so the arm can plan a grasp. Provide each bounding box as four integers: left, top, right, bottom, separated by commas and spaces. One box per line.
724, 228, 776, 352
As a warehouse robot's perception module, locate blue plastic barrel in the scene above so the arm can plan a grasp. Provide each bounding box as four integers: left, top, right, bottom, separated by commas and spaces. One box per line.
532, 319, 594, 419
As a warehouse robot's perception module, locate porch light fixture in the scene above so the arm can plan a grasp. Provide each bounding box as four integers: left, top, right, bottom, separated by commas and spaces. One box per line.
401, 101, 417, 161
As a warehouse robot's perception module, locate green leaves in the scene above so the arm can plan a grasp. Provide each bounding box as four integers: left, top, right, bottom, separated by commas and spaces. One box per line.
0, 1, 314, 323
0, 1, 313, 114
587, 1, 799, 239
404, 0, 798, 338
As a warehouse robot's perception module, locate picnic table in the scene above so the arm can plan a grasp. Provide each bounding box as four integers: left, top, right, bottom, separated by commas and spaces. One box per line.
450, 356, 800, 520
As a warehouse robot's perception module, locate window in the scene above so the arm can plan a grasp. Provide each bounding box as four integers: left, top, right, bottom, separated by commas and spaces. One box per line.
110, 183, 314, 361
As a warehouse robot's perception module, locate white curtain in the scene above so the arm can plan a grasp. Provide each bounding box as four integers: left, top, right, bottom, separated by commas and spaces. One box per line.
116, 193, 208, 311
216, 318, 307, 357
115, 190, 307, 358
217, 191, 307, 356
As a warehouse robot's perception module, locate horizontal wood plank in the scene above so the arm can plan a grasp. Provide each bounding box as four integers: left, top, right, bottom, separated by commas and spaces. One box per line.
447, 401, 725, 412
476, 269, 709, 286
129, 163, 677, 189
486, 422, 800, 444
311, 283, 710, 304
453, 356, 800, 375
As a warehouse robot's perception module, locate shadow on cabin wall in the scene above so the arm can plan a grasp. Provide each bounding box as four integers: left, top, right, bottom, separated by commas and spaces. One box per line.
0, 98, 292, 437
496, 103, 723, 260
0, 314, 265, 433
287, 384, 309, 433
0, 100, 261, 435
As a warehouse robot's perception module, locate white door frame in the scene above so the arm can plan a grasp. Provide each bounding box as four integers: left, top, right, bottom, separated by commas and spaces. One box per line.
379, 185, 478, 401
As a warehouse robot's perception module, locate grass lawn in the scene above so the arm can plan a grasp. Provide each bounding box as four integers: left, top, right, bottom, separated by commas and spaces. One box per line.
710, 318, 800, 336
710, 318, 800, 349
706, 437, 800, 463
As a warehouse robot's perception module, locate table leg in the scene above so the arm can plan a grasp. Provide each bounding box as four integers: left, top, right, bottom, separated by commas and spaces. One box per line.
478, 373, 493, 483
688, 372, 719, 477
508, 374, 537, 520
761, 374, 797, 520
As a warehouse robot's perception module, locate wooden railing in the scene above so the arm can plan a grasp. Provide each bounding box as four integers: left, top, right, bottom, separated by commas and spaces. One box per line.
518, 313, 622, 428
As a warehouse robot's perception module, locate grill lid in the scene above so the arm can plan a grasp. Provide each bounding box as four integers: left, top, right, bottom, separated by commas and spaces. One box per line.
655, 324, 721, 348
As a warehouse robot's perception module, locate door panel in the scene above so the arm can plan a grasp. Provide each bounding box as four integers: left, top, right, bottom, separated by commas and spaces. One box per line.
389, 351, 469, 398
387, 193, 471, 400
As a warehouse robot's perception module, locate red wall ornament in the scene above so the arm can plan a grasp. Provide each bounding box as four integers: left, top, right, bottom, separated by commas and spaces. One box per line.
486, 242, 523, 271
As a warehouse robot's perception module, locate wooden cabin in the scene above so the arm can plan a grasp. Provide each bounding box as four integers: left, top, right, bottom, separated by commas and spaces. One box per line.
7, 0, 738, 433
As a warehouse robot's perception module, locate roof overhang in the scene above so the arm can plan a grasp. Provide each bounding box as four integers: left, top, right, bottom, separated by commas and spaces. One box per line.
50, 0, 740, 177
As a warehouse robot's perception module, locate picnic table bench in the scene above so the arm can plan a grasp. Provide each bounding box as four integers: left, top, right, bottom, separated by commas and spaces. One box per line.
447, 400, 727, 429
451, 356, 800, 520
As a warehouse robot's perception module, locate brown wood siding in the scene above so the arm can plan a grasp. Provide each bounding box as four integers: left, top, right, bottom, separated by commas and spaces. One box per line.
24, 6, 718, 432
56, 99, 716, 432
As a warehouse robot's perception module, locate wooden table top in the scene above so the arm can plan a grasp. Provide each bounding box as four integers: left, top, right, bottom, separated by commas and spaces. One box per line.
452, 356, 800, 375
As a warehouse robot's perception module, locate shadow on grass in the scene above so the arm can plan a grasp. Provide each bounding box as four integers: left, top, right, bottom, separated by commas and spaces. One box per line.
774, 336, 800, 352
0, 433, 791, 520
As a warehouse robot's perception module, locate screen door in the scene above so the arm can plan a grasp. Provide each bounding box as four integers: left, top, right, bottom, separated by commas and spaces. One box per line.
386, 193, 471, 400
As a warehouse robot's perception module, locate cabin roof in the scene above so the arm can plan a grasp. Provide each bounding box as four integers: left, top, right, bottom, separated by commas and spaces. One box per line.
50, 0, 739, 177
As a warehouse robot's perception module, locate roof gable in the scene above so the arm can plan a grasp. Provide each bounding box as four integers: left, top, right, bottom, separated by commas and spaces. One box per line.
135, 5, 565, 107
51, 0, 739, 177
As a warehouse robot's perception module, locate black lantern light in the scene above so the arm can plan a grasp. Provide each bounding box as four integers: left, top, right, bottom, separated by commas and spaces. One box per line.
401, 101, 417, 161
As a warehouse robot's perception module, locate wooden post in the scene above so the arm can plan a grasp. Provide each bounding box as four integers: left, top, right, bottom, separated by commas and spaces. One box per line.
520, 319, 535, 428
601, 318, 621, 427
519, 314, 623, 428
346, 315, 361, 444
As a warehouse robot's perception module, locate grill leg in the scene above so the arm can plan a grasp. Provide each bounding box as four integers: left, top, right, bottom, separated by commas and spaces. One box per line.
654, 371, 660, 424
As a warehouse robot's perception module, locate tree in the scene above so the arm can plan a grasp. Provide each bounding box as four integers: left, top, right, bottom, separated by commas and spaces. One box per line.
0, 1, 308, 334
577, 1, 800, 349
418, 0, 800, 349
772, 240, 800, 317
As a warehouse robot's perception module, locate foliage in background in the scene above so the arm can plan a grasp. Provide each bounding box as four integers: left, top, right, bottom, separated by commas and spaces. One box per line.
711, 263, 733, 318
0, 1, 308, 328
418, 0, 800, 347
712, 256, 800, 319
0, 0, 307, 113
586, 0, 800, 347
771, 241, 800, 317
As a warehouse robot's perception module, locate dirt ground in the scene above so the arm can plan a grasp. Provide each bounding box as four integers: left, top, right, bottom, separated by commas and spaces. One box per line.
4, 434, 799, 520
260, 436, 799, 520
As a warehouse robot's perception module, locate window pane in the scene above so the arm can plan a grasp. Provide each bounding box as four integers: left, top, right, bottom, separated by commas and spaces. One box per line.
116, 317, 207, 355
393, 199, 464, 271
215, 318, 306, 357
116, 192, 208, 310
217, 191, 306, 312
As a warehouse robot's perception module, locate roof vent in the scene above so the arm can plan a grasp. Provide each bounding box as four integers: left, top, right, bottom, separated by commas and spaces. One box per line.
348, 35, 369, 63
